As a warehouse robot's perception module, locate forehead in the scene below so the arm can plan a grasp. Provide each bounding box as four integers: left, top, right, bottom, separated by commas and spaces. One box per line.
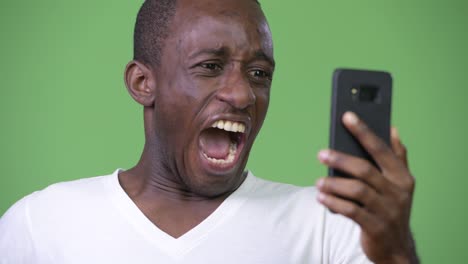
177, 0, 263, 21
167, 0, 273, 57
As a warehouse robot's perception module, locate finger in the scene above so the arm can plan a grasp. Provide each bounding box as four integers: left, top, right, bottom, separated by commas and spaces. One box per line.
318, 149, 390, 193
389, 127, 415, 191
316, 177, 383, 213
317, 192, 383, 237
342, 112, 401, 174
391, 127, 409, 167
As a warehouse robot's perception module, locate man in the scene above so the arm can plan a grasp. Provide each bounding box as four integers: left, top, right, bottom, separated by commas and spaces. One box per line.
0, 0, 418, 263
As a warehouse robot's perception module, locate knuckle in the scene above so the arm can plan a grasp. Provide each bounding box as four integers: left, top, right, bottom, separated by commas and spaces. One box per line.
387, 207, 400, 223
368, 139, 389, 154
407, 175, 416, 190
358, 163, 375, 178
372, 221, 387, 237
367, 196, 379, 209
353, 184, 368, 199
343, 204, 359, 218
397, 191, 411, 206
351, 121, 367, 138
402, 174, 416, 191
356, 121, 369, 134
397, 154, 407, 166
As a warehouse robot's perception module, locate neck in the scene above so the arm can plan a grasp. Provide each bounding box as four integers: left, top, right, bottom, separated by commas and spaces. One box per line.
116, 108, 239, 238
118, 145, 234, 238
122, 108, 208, 199
122, 107, 242, 202
121, 144, 228, 202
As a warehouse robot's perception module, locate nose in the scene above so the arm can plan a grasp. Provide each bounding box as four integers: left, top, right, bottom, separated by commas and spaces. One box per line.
216, 68, 256, 110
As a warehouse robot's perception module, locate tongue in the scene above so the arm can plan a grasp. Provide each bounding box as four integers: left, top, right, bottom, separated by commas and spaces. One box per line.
199, 128, 231, 159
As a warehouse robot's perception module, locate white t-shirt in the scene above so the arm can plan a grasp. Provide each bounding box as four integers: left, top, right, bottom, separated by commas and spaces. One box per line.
0, 170, 372, 264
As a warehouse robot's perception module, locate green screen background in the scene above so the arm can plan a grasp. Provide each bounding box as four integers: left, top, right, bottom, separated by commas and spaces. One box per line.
1, 0, 467, 262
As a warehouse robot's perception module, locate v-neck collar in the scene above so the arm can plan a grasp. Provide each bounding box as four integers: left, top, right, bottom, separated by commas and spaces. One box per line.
105, 169, 257, 259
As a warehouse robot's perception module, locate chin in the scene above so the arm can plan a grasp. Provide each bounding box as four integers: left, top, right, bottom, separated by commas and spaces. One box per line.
183, 160, 249, 198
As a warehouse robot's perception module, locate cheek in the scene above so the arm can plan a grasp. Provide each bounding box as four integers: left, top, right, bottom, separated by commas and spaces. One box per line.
153, 72, 218, 144
156, 73, 198, 117
160, 69, 220, 109
153, 88, 192, 143
254, 89, 270, 117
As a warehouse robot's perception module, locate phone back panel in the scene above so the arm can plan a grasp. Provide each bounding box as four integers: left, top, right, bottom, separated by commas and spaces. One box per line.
329, 69, 392, 177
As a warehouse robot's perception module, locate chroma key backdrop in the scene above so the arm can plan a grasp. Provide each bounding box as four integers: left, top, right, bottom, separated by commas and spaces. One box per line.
1, 0, 467, 263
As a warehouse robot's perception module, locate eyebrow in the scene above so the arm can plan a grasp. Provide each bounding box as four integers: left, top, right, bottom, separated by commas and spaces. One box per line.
188, 47, 275, 67
188, 47, 229, 60
252, 50, 275, 68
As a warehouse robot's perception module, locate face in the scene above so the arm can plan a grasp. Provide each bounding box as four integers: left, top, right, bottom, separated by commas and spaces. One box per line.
149, 0, 274, 197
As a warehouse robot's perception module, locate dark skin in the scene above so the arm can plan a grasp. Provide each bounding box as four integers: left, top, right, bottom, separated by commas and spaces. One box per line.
120, 0, 418, 262
120, 0, 274, 238
316, 112, 418, 263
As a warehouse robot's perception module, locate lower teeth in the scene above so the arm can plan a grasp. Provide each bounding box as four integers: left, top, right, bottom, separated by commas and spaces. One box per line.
203, 142, 238, 165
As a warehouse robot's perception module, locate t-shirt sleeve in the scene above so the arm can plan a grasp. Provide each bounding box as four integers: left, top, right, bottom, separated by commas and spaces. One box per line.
0, 195, 37, 264
322, 208, 374, 264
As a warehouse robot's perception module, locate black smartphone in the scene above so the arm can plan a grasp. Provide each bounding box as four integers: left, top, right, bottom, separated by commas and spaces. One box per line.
329, 68, 393, 178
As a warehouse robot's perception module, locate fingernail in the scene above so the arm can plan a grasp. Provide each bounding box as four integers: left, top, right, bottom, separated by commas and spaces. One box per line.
343, 111, 359, 125
317, 192, 326, 202
392, 127, 399, 138
318, 150, 330, 162
316, 178, 325, 188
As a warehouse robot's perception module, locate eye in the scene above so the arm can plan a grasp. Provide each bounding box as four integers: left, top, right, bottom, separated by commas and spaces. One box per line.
200, 63, 222, 71
249, 69, 272, 80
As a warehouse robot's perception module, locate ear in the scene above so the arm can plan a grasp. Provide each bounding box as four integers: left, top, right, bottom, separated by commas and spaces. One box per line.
124, 60, 156, 107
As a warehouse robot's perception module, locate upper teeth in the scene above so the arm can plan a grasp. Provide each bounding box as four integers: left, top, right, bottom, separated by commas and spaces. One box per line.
211, 120, 246, 133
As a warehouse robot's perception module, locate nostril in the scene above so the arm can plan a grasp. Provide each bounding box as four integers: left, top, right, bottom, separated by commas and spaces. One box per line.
216, 86, 256, 110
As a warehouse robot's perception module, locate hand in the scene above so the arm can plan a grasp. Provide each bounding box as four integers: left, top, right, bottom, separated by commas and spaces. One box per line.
316, 112, 419, 264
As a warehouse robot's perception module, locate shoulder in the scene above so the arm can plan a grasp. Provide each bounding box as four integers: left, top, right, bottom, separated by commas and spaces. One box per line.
30, 172, 113, 200
1, 169, 119, 233
1, 170, 119, 225
0, 193, 37, 261
23, 174, 107, 210
0, 170, 119, 261
27, 171, 118, 216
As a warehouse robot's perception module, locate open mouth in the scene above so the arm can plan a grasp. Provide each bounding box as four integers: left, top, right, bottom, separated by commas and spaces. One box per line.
199, 120, 246, 171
